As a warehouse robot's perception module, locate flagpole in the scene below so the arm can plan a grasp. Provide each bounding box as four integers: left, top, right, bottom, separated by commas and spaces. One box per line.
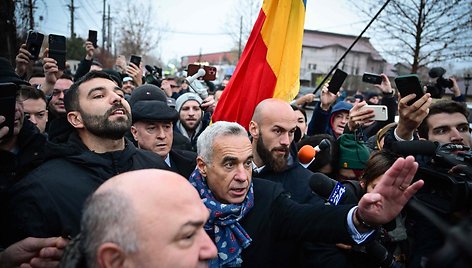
312, 0, 392, 94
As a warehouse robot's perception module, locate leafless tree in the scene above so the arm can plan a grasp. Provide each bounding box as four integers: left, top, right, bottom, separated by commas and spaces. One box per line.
115, 2, 164, 59
224, 0, 262, 52
353, 0, 472, 73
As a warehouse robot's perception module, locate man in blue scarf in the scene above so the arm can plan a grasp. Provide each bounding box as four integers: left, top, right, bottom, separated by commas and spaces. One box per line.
189, 121, 423, 267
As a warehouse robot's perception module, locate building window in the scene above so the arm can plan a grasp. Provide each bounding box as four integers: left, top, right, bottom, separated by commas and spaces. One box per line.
308, 63, 317, 70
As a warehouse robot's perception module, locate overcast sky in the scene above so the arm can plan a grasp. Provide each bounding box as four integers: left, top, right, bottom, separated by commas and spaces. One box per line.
36, 0, 365, 62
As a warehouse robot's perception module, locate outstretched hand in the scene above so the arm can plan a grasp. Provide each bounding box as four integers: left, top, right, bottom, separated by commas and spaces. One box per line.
0, 237, 68, 268
357, 156, 424, 226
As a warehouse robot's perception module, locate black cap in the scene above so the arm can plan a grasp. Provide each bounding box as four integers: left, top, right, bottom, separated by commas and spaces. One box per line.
132, 100, 179, 123
129, 84, 167, 107
0, 57, 29, 86
130, 84, 178, 123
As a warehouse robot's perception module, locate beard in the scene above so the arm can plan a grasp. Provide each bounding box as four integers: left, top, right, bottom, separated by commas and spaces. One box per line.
181, 116, 202, 131
80, 103, 131, 140
256, 132, 289, 172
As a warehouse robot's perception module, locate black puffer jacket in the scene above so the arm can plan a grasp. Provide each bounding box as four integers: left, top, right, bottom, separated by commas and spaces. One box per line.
1, 132, 169, 246
0, 120, 46, 193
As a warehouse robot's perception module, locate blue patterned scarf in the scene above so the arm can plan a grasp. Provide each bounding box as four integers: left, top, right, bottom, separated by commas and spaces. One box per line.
189, 169, 254, 267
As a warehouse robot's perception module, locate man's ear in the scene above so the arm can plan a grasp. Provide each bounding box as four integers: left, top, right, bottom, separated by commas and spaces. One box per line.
196, 156, 207, 177
130, 125, 138, 141
96, 243, 127, 268
248, 121, 259, 139
67, 111, 84, 129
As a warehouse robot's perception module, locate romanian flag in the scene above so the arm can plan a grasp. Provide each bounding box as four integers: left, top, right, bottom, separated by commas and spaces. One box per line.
212, 0, 306, 129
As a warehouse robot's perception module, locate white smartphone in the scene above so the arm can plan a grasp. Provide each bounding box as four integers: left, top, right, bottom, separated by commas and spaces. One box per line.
359, 105, 388, 121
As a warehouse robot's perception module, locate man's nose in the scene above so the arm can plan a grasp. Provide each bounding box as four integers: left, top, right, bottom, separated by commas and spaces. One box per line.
199, 230, 218, 261
450, 127, 464, 143
280, 132, 290, 146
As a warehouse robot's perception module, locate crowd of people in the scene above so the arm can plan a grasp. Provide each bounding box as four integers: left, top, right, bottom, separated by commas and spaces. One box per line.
0, 37, 470, 268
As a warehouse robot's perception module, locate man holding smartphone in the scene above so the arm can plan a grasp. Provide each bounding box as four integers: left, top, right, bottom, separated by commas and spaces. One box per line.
73, 40, 98, 81
346, 74, 397, 141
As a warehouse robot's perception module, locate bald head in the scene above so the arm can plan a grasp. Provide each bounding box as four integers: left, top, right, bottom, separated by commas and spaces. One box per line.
251, 98, 297, 124
83, 169, 217, 268
96, 169, 196, 200
249, 99, 298, 169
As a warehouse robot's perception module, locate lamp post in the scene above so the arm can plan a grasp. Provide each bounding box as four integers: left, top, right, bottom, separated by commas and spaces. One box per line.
465, 73, 471, 98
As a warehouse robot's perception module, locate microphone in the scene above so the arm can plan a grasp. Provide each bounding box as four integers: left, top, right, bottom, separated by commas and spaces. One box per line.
186, 69, 208, 99
186, 68, 206, 84
309, 172, 363, 205
390, 140, 438, 156
298, 139, 330, 168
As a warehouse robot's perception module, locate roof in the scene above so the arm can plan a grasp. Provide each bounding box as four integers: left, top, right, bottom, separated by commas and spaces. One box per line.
182, 51, 238, 65
302, 30, 385, 62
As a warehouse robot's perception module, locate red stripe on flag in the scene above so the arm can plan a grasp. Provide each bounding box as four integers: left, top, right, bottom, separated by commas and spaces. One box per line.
211, 10, 277, 129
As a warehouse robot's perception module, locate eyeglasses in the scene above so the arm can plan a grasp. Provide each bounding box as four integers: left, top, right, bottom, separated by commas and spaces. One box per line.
170, 84, 179, 88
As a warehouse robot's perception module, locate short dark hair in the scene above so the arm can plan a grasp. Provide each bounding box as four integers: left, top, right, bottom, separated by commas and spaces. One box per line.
59, 73, 74, 82
417, 100, 469, 139
291, 104, 307, 122
64, 71, 117, 113
19, 85, 47, 103
360, 150, 399, 191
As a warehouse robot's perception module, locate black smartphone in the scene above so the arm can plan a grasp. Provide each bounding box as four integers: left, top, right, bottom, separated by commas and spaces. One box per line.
394, 74, 424, 106
129, 55, 142, 67
362, 72, 382, 85
48, 34, 67, 70
187, 64, 217, 81
88, 30, 98, 48
26, 31, 44, 60
0, 83, 19, 140
327, 69, 348, 94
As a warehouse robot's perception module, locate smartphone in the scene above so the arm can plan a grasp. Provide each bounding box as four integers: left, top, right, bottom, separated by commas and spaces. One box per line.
327, 69, 348, 94
359, 105, 388, 121
88, 30, 98, 48
0, 83, 19, 140
394, 74, 424, 106
187, 64, 217, 81
48, 34, 66, 70
26, 31, 44, 60
129, 55, 142, 67
362, 72, 382, 85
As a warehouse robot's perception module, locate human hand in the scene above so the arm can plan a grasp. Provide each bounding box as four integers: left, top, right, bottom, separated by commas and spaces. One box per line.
15, 44, 32, 77
0, 237, 69, 268
84, 41, 95, 60
42, 51, 63, 86
449, 77, 461, 97
374, 73, 394, 94
201, 95, 216, 113
294, 93, 315, 106
126, 62, 143, 87
115, 55, 126, 74
320, 84, 337, 111
356, 156, 424, 227
395, 93, 431, 140
0, 116, 9, 142
347, 101, 374, 131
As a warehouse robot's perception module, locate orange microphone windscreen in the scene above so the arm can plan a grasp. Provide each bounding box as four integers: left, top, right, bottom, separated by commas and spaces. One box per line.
298, 145, 316, 164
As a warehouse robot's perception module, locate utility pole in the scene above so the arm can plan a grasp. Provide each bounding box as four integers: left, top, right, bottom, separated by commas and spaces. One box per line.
102, 0, 106, 49
28, 0, 35, 30
67, 0, 76, 38
107, 4, 111, 52
238, 16, 243, 60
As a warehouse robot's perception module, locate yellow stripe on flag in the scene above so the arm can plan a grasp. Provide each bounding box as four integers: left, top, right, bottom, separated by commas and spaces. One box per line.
261, 0, 306, 101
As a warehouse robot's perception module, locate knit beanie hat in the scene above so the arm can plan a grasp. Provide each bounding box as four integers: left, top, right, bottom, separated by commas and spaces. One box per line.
175, 92, 203, 112
337, 134, 370, 170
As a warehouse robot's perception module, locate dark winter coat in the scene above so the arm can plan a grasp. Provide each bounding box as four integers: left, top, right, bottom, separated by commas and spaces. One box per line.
1, 131, 169, 246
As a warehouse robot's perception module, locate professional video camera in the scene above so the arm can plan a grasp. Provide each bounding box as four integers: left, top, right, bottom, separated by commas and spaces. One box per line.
426, 67, 454, 98
144, 65, 162, 87
391, 141, 472, 213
